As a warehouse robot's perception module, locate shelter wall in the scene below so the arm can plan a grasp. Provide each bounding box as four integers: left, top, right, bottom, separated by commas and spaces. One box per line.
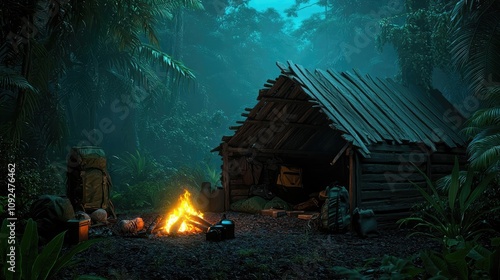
357, 143, 467, 226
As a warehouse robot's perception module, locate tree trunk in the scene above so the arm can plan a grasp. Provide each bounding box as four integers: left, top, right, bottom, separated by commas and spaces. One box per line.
12, 29, 33, 145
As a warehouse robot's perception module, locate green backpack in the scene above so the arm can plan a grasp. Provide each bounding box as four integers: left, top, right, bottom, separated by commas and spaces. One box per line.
66, 146, 116, 218
321, 186, 350, 232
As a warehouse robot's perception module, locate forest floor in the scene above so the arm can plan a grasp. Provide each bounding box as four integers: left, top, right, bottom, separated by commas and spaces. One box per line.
56, 211, 441, 280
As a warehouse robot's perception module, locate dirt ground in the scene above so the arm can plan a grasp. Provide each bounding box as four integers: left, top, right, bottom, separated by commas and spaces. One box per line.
56, 211, 441, 280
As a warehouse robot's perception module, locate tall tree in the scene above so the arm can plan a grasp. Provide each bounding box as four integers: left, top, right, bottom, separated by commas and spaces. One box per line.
377, 0, 454, 90
0, 0, 45, 148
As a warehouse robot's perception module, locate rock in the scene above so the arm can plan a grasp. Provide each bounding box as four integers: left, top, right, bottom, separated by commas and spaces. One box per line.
90, 209, 108, 223
75, 211, 91, 221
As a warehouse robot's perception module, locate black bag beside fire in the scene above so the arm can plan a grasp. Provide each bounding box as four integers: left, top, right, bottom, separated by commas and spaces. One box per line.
320, 185, 350, 233
66, 146, 116, 219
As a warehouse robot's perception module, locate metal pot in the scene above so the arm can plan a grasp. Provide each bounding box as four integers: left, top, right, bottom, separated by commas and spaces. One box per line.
206, 225, 224, 241
218, 219, 235, 239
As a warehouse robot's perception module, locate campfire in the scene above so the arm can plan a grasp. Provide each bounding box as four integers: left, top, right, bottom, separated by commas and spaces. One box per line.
162, 190, 211, 235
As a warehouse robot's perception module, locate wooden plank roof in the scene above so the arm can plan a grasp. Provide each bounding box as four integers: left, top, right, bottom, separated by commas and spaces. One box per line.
215, 61, 466, 157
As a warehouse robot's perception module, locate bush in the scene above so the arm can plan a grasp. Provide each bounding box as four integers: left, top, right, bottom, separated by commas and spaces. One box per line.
0, 140, 62, 220
111, 165, 210, 212
333, 237, 500, 279
398, 158, 499, 246
112, 180, 175, 211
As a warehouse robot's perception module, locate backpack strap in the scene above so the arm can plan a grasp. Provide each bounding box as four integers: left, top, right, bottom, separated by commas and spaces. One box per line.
105, 172, 117, 219
108, 199, 117, 219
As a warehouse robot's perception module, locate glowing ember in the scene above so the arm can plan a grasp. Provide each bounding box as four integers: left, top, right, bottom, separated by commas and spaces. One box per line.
163, 190, 204, 234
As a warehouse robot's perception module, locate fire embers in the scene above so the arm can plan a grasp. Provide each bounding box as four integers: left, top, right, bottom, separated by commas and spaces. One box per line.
206, 215, 235, 242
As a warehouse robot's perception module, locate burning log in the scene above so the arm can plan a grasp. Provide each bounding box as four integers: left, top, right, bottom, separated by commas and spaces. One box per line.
166, 217, 185, 235
187, 214, 212, 228
162, 190, 208, 235
185, 220, 209, 232
147, 215, 163, 234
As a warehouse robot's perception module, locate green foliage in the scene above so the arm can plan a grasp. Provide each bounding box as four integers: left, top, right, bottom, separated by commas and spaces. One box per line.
111, 162, 217, 211
0, 139, 62, 220
398, 158, 498, 244
0, 196, 8, 216
1, 0, 203, 160
452, 1, 500, 175
137, 45, 195, 79
75, 276, 108, 280
333, 238, 500, 279
450, 0, 500, 94
332, 266, 367, 280
165, 165, 206, 192
334, 255, 421, 279
463, 86, 500, 173
0, 219, 100, 280
112, 180, 170, 211
290, 1, 398, 75
378, 255, 424, 279
437, 168, 500, 227
140, 105, 225, 167
378, 0, 453, 89
112, 149, 165, 186
203, 162, 221, 188
0, 66, 38, 94
420, 237, 500, 279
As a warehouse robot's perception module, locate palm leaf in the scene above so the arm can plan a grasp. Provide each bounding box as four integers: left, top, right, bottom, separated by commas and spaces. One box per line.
481, 86, 500, 107
450, 0, 500, 93
137, 44, 195, 79
158, 0, 204, 13
468, 131, 500, 171
0, 66, 38, 93
466, 107, 500, 128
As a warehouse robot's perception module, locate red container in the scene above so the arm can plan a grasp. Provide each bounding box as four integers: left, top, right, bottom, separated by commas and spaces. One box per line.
67, 219, 90, 244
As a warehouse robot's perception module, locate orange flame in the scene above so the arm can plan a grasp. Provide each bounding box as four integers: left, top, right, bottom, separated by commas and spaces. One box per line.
164, 190, 203, 234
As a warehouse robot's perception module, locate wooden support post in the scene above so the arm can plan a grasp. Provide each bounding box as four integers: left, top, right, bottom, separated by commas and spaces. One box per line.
222, 143, 230, 211
426, 152, 432, 190
348, 146, 357, 216
330, 142, 349, 166
355, 152, 361, 210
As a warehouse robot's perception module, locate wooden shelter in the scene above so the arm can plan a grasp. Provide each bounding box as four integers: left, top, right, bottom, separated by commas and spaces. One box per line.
213, 61, 467, 225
